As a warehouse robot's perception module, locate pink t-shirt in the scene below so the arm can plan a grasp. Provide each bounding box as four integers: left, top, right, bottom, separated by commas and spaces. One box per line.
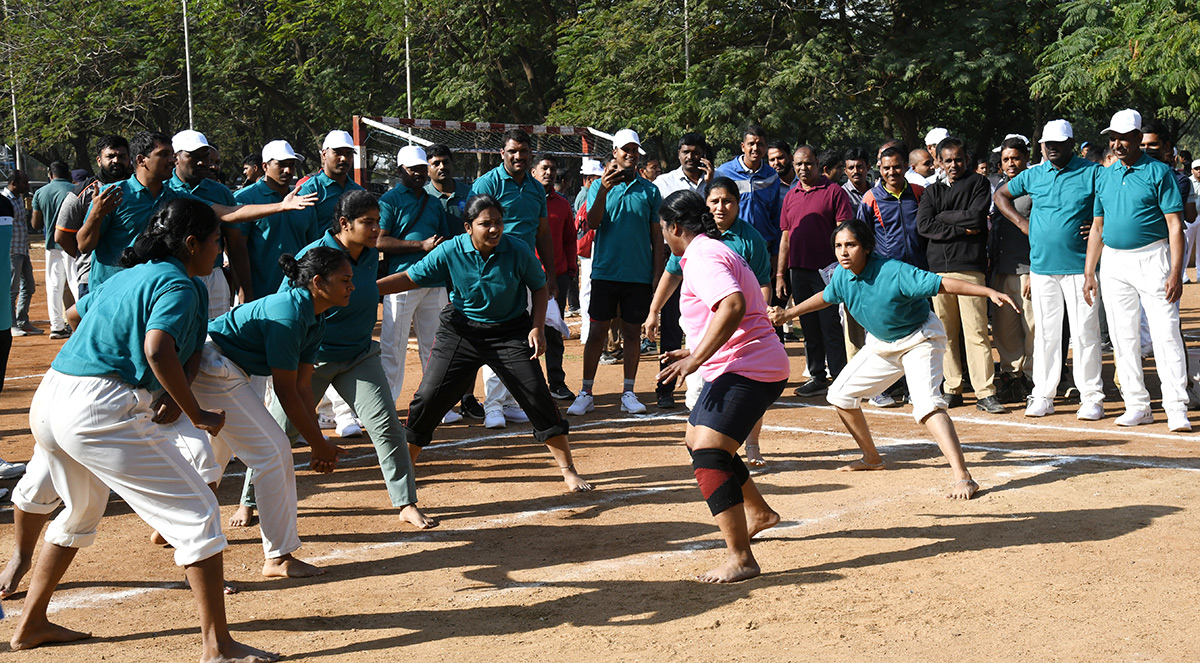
678, 234, 790, 383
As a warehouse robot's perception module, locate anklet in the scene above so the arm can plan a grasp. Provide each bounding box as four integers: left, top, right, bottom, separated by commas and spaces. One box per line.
559, 463, 575, 471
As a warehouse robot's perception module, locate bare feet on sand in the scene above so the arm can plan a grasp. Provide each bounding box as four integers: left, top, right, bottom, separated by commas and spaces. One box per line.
745, 443, 767, 468
10, 621, 91, 650
400, 504, 438, 529
201, 639, 280, 663
262, 554, 324, 578
746, 508, 781, 539
0, 554, 31, 599
947, 478, 979, 500
838, 457, 886, 472
561, 467, 593, 492
150, 530, 170, 546
696, 555, 761, 584
228, 505, 256, 528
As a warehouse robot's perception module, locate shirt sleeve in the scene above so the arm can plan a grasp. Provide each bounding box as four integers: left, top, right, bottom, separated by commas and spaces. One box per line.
665, 253, 683, 276
832, 186, 855, 222
693, 249, 740, 311
821, 274, 843, 304
896, 262, 943, 300
263, 315, 305, 371
55, 192, 83, 232
406, 241, 452, 287
1006, 169, 1030, 198
299, 318, 324, 365
145, 284, 199, 349
515, 241, 548, 290
1093, 169, 1107, 217
1159, 170, 1185, 215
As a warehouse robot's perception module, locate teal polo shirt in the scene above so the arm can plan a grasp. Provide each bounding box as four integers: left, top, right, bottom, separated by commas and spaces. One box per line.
233, 179, 322, 298
52, 258, 208, 392
666, 217, 771, 286
0, 199, 12, 328
299, 170, 365, 229
207, 286, 325, 376
1094, 153, 1185, 250
32, 178, 74, 250
378, 183, 449, 274
587, 175, 662, 284
88, 175, 203, 287
408, 233, 546, 324
166, 172, 237, 269
1006, 156, 1097, 275
287, 231, 378, 363
823, 254, 942, 342
425, 179, 470, 236
468, 165, 547, 250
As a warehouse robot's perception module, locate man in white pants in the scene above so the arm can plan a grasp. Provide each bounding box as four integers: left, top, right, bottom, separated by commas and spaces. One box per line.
377, 146, 449, 409
994, 120, 1105, 420
30, 162, 77, 338
1084, 109, 1190, 431
576, 158, 603, 345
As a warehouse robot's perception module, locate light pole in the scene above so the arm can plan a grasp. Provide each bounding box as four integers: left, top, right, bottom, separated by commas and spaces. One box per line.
182, 0, 194, 129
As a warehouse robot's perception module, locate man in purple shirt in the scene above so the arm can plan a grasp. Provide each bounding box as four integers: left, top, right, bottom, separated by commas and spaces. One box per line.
777, 145, 856, 396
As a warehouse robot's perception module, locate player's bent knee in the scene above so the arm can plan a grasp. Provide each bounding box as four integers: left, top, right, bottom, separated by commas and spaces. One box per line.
825, 390, 859, 411
692, 448, 744, 516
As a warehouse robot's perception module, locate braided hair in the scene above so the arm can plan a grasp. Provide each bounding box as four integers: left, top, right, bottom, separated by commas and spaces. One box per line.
659, 190, 722, 240
119, 198, 219, 268
279, 246, 351, 289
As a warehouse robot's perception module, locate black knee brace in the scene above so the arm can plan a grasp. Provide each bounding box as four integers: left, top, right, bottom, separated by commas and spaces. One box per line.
692, 448, 744, 516
732, 452, 750, 485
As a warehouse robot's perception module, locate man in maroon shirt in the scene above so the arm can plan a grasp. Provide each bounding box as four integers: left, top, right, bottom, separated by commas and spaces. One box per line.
777, 145, 856, 396
533, 155, 579, 400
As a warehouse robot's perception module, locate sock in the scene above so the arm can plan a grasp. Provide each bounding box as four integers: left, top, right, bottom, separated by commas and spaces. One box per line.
691, 448, 744, 516
581, 379, 594, 395
623, 378, 635, 393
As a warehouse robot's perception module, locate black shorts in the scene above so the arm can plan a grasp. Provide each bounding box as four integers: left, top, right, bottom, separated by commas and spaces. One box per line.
688, 373, 787, 444
589, 279, 652, 324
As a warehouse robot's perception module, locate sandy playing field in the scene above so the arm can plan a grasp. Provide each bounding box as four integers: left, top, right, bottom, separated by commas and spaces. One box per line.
3, 249, 1200, 661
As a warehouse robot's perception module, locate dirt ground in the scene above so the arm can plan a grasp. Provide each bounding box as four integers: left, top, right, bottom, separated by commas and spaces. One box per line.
4, 246, 1200, 661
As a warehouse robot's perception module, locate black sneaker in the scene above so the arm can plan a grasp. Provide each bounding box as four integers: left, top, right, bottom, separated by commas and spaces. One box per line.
656, 391, 677, 409
945, 392, 964, 408
976, 395, 1009, 414
460, 394, 486, 419
549, 383, 575, 401
793, 378, 830, 398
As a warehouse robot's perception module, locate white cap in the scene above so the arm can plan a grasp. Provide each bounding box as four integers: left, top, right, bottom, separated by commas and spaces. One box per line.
924, 127, 949, 146
993, 133, 1033, 152
1192, 159, 1200, 169
1039, 120, 1073, 143
262, 140, 298, 163
580, 158, 604, 176
1102, 109, 1142, 135
172, 130, 211, 153
321, 130, 355, 151
396, 145, 428, 168
612, 129, 641, 149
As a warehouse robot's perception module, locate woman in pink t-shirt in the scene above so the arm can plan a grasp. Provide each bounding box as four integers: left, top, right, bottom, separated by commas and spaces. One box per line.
657, 190, 789, 584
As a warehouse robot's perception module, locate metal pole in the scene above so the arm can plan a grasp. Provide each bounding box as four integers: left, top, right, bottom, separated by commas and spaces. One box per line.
404, 0, 413, 130
683, 0, 689, 75
182, 0, 194, 129
3, 0, 21, 170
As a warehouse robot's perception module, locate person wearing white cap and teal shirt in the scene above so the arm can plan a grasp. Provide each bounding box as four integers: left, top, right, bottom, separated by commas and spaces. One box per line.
299, 130, 365, 227
1084, 109, 1190, 431
568, 128, 664, 417
232, 140, 322, 301
923, 127, 950, 185
994, 119, 1105, 420
377, 145, 451, 412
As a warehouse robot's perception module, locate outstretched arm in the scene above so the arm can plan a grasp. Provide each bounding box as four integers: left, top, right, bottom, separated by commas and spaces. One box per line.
271, 365, 344, 473
940, 277, 1019, 312
377, 271, 420, 296
768, 290, 832, 325
211, 182, 316, 223
657, 291, 747, 384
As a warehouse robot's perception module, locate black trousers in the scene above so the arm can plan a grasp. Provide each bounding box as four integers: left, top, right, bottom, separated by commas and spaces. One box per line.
657, 287, 684, 396
405, 306, 569, 447
544, 272, 572, 388
0, 328, 10, 392
789, 267, 846, 380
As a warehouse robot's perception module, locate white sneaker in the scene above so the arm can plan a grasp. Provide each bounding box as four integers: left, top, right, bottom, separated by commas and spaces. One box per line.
318, 414, 336, 429
442, 409, 464, 424
1076, 400, 1104, 421
0, 459, 26, 480
567, 392, 594, 416
868, 393, 896, 408
620, 391, 647, 414
337, 420, 363, 437
502, 405, 529, 423
1167, 408, 1192, 432
1024, 397, 1054, 417
484, 410, 506, 429
1115, 407, 1154, 427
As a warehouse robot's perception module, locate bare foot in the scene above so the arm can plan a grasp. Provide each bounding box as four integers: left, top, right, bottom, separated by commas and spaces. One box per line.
838, 458, 886, 472
10, 621, 91, 650
744, 443, 767, 468
201, 638, 280, 663
228, 505, 256, 528
262, 554, 324, 578
399, 504, 438, 529
0, 554, 32, 599
695, 557, 761, 583
746, 508, 781, 539
150, 530, 170, 546
561, 468, 593, 492
947, 478, 979, 500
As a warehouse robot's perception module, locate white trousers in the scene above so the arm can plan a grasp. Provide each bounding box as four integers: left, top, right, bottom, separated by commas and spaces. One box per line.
1100, 240, 1189, 411
1184, 220, 1200, 280
44, 248, 74, 331
198, 269, 231, 320
193, 343, 301, 559
578, 257, 593, 344
380, 287, 447, 405
1029, 272, 1104, 404
28, 370, 226, 566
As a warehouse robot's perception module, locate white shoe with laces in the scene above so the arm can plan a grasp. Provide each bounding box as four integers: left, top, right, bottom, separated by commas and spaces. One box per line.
0, 459, 26, 480
1167, 408, 1192, 432
442, 409, 464, 424
1076, 400, 1104, 421
868, 393, 896, 408
1115, 407, 1153, 427
502, 405, 529, 423
484, 410, 506, 429
337, 420, 363, 438
567, 392, 594, 416
1024, 397, 1054, 418
620, 391, 647, 414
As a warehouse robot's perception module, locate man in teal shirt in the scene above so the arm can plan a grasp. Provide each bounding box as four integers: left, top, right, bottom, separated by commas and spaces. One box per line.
299, 130, 364, 227
30, 162, 76, 337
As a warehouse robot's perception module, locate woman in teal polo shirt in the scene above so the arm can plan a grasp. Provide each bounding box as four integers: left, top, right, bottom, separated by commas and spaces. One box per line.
10, 199, 278, 662
378, 194, 592, 493
770, 219, 1016, 500
193, 247, 350, 578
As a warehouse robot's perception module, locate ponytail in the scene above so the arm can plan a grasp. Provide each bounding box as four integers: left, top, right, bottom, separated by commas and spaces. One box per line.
119, 198, 219, 268
659, 190, 721, 239
280, 246, 350, 289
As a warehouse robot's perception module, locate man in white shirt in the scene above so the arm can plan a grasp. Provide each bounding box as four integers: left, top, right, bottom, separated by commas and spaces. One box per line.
654, 133, 712, 199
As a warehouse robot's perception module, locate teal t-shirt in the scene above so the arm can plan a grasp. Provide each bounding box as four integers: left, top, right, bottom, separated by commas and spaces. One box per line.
407, 233, 546, 324
467, 165, 547, 250
378, 183, 449, 274
88, 175, 203, 287
287, 232, 377, 363
1006, 156, 1097, 275
51, 258, 208, 392
0, 198, 16, 328
666, 218, 770, 286
587, 176, 663, 284
233, 179, 322, 298
1094, 153, 1185, 250
165, 172, 237, 269
207, 286, 325, 376
822, 254, 943, 342
298, 171, 365, 229
32, 178, 74, 250
425, 179, 469, 236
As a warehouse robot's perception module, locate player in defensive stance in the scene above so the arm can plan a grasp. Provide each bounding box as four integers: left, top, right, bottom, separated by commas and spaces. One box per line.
656, 191, 790, 583
770, 219, 1016, 500
9, 198, 277, 661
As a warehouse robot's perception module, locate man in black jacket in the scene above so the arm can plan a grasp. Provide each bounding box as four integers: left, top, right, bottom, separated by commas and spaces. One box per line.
918, 137, 1008, 414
